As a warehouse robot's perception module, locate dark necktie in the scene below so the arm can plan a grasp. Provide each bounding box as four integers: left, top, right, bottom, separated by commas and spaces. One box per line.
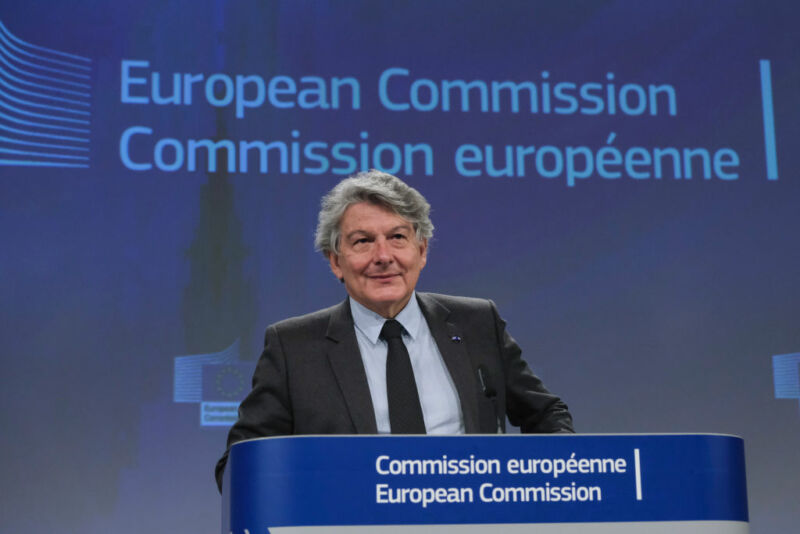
380, 319, 426, 434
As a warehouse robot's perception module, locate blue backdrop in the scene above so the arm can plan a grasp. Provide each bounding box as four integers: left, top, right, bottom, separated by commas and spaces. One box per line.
1, 2, 798, 533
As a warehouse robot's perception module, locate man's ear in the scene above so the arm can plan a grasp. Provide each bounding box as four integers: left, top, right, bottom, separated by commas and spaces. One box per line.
419, 238, 428, 268
328, 252, 344, 281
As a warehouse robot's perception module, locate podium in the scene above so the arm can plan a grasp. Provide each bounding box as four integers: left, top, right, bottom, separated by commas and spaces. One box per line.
222, 434, 748, 533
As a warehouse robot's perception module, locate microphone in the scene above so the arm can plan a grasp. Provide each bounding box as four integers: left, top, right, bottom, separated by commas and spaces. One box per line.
477, 365, 502, 433
477, 365, 497, 399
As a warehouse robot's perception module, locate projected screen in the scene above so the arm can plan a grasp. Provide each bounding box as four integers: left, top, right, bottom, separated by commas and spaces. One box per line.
1, 2, 798, 533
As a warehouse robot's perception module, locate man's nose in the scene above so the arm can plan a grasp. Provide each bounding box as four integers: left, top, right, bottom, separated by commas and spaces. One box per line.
373, 238, 392, 263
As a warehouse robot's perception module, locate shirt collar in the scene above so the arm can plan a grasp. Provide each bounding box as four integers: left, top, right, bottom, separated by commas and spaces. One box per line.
350, 293, 422, 345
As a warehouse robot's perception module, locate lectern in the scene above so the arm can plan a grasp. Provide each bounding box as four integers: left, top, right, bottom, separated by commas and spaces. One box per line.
222, 434, 748, 533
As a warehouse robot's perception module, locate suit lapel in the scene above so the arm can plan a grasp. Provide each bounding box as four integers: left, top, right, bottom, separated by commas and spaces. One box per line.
417, 293, 480, 433
325, 299, 378, 434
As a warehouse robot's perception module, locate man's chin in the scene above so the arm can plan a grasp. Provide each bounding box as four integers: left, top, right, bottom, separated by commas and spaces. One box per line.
366, 291, 406, 304
359, 289, 412, 314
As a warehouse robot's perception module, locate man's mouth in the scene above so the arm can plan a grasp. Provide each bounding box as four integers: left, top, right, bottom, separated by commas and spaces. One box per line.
369, 273, 400, 280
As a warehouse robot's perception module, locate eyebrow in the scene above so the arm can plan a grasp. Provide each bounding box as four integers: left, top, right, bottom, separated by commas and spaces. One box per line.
344, 224, 413, 240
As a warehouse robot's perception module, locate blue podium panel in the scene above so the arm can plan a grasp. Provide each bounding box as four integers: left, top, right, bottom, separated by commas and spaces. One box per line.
223, 434, 748, 534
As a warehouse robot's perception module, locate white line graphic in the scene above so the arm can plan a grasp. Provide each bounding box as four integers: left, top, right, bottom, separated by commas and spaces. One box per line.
634, 448, 642, 501
0, 20, 91, 168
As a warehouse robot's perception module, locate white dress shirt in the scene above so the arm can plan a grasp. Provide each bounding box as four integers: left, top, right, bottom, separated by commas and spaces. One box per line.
350, 293, 465, 434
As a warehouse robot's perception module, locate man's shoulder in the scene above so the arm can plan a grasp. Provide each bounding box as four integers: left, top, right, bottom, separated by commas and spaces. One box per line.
417, 292, 494, 312
417, 293, 501, 344
268, 300, 347, 335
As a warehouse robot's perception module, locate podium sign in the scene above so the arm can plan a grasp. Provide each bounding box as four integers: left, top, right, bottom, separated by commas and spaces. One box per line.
223, 434, 748, 533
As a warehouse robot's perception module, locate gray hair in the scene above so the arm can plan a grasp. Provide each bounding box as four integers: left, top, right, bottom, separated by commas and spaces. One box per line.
314, 170, 434, 256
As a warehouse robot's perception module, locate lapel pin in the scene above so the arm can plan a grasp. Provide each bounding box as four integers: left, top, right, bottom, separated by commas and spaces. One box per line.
451, 335, 462, 343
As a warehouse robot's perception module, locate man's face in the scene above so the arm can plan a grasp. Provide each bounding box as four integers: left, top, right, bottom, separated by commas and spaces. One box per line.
329, 202, 427, 318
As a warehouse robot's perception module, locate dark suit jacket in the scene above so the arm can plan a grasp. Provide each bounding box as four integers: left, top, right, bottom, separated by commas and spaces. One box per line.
215, 292, 573, 490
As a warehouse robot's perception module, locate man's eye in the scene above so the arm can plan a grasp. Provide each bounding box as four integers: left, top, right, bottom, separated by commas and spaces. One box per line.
354, 237, 370, 245
391, 233, 407, 240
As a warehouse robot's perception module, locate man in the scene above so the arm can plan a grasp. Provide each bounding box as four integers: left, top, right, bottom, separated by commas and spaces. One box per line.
215, 170, 573, 490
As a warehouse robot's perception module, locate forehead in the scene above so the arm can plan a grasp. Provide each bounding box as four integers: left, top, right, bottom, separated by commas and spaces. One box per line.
339, 202, 413, 233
